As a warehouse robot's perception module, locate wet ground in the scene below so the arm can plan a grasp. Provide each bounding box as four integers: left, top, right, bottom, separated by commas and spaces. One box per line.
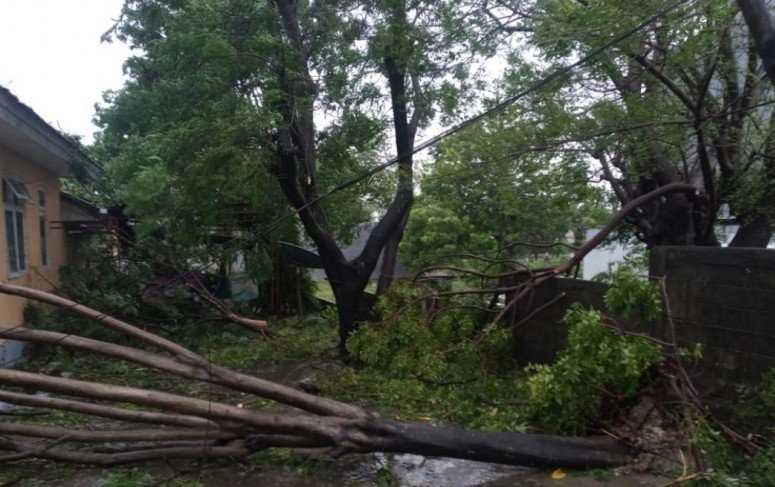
2, 361, 670, 486
35, 450, 667, 487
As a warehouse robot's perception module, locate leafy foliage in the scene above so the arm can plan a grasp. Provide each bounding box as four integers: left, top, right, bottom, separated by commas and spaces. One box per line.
402, 109, 608, 270
348, 283, 512, 382
604, 265, 662, 323
340, 283, 527, 430
525, 266, 665, 434
525, 305, 662, 434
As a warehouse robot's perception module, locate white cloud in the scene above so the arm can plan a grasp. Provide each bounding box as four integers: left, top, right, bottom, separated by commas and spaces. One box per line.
0, 0, 132, 143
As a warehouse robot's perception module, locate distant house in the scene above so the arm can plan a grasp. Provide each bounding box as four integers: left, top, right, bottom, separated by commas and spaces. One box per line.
0, 85, 100, 366
582, 218, 775, 280
307, 222, 411, 282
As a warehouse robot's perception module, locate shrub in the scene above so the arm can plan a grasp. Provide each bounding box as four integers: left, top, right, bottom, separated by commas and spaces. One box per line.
525, 265, 663, 434
604, 265, 661, 323
348, 283, 511, 382
525, 305, 662, 433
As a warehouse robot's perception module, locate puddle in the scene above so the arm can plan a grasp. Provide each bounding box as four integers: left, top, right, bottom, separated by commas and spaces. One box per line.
365, 453, 532, 487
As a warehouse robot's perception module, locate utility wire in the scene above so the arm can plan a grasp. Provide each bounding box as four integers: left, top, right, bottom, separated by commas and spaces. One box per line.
261, 0, 695, 237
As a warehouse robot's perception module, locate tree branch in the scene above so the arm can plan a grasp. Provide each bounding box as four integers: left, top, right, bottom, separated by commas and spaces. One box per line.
737, 0, 775, 83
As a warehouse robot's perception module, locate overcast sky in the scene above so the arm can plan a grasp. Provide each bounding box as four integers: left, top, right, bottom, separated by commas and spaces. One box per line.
0, 1, 132, 143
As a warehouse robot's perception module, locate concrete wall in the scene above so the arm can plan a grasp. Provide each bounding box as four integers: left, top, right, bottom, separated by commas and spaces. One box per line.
512, 278, 612, 364
0, 144, 67, 365
650, 246, 775, 382
514, 246, 775, 385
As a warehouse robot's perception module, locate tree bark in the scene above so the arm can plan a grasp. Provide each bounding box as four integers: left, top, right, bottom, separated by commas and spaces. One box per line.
360, 421, 628, 468
729, 213, 772, 247
0, 438, 250, 466
737, 0, 775, 84
0, 390, 219, 429
0, 283, 632, 469
377, 211, 410, 295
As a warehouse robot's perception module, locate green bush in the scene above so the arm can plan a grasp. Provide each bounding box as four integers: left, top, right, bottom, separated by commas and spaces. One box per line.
525, 265, 663, 434
348, 284, 511, 382
525, 305, 662, 433
338, 283, 526, 430
604, 265, 661, 323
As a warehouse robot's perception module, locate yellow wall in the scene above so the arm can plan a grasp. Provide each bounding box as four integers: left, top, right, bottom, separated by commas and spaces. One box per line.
0, 145, 67, 328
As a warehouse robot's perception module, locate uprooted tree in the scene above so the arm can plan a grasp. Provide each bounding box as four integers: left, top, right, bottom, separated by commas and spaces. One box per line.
0, 285, 625, 468
0, 183, 695, 468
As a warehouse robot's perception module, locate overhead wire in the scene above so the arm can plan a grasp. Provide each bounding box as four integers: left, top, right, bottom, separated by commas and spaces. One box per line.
259, 0, 697, 238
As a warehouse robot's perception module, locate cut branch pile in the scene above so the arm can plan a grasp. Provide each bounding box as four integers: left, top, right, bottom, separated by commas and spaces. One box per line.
0, 282, 626, 468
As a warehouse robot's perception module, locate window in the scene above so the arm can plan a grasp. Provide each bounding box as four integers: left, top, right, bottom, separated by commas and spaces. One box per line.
3, 178, 28, 275
38, 190, 48, 266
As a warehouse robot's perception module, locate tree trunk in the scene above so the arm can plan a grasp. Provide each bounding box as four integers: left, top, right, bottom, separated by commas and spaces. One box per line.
729, 214, 772, 248
332, 284, 362, 356
359, 421, 628, 468
737, 0, 775, 84
376, 211, 409, 295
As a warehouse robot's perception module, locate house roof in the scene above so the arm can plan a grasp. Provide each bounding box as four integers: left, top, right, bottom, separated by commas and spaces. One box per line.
0, 85, 102, 180
305, 222, 411, 281
60, 192, 102, 220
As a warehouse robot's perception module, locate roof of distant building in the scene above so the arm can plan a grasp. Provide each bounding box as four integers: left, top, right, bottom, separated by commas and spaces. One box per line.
0, 84, 102, 180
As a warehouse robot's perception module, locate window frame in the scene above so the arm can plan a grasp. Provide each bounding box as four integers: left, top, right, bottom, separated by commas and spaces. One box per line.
3, 184, 27, 277
38, 189, 48, 267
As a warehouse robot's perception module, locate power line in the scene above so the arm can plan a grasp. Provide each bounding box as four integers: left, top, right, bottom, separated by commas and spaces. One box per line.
261, 0, 695, 237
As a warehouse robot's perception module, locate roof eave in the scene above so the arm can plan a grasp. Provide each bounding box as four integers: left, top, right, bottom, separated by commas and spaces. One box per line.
0, 86, 103, 180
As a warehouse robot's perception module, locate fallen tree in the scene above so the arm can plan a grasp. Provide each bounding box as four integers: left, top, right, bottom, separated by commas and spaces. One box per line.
0, 284, 626, 468
0, 183, 698, 469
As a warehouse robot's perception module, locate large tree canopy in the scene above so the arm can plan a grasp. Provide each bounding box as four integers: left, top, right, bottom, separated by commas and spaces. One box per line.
96, 0, 775, 349
402, 107, 607, 270
97, 0, 507, 350
475, 0, 775, 247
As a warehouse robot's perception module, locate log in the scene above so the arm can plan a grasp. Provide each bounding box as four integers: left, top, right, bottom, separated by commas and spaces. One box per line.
0, 389, 221, 429
360, 420, 629, 468
0, 284, 631, 469
0, 438, 249, 466
0, 422, 237, 443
